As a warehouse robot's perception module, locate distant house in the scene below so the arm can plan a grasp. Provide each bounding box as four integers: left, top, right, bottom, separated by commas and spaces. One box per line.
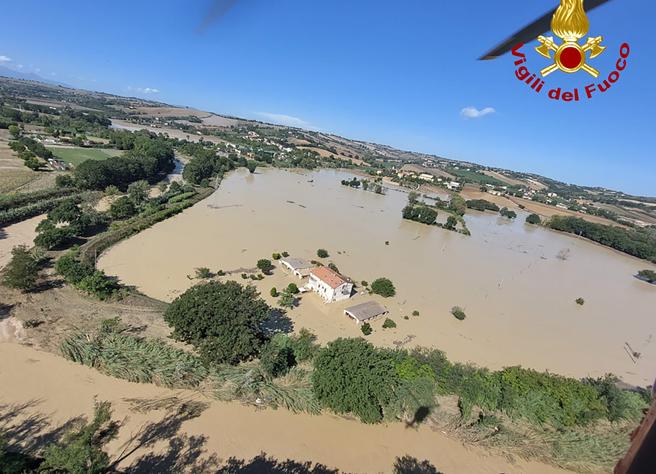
279, 257, 314, 279
344, 301, 388, 325
446, 181, 461, 190
419, 173, 434, 182
308, 266, 353, 303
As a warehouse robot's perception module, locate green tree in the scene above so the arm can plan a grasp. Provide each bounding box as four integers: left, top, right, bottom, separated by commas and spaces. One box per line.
361, 323, 373, 336
56, 174, 76, 188
260, 336, 296, 377
246, 160, 257, 173
278, 290, 296, 309
195, 267, 212, 279
526, 213, 541, 225
165, 281, 272, 365
39, 401, 114, 474
127, 179, 150, 205
257, 258, 274, 275
382, 318, 397, 329
312, 338, 398, 423
371, 278, 396, 297
317, 248, 329, 258
286, 282, 299, 294
445, 215, 458, 230
499, 207, 517, 219
637, 269, 656, 283
1, 245, 38, 291
451, 306, 466, 320
8, 124, 21, 139
109, 196, 137, 220
270, 287, 279, 297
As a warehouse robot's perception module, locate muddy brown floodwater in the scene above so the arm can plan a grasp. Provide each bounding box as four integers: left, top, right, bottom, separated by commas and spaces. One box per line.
98, 168, 656, 386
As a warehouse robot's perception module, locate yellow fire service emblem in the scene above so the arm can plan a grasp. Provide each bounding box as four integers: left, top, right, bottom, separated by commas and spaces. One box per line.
535, 0, 606, 77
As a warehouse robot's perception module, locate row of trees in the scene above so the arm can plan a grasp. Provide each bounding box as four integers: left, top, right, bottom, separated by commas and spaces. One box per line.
74, 132, 175, 190
547, 216, 656, 262
402, 204, 437, 225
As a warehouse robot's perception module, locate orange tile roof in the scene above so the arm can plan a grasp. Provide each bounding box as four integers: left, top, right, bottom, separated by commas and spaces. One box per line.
310, 266, 347, 289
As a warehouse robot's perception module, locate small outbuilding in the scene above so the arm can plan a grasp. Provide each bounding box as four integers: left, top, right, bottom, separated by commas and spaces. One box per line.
344, 301, 389, 324
279, 257, 314, 279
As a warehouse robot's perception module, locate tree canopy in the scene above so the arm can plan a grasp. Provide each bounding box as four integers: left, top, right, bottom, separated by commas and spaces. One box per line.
165, 281, 272, 365
371, 277, 396, 297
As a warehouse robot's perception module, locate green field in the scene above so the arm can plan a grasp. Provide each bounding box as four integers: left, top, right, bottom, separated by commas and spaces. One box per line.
47, 147, 122, 166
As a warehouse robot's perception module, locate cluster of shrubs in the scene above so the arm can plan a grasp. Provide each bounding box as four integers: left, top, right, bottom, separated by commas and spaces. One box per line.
402, 204, 437, 225
499, 207, 517, 219
55, 253, 119, 300
34, 199, 103, 250
466, 199, 500, 212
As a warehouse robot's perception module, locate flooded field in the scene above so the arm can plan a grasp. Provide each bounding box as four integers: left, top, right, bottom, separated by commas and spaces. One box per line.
98, 168, 656, 386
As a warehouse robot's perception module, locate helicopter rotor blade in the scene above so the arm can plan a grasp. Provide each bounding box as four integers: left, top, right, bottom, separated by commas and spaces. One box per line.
479, 0, 613, 60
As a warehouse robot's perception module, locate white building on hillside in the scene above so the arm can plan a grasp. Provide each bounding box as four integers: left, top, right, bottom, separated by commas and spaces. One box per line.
308, 266, 353, 303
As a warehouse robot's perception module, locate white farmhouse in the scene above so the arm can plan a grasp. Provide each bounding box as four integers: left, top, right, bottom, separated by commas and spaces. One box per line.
308, 266, 353, 303
419, 173, 435, 182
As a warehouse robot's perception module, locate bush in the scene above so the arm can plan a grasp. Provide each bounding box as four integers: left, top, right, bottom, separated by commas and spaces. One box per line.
260, 336, 296, 377
1, 245, 39, 291
328, 262, 339, 273
317, 248, 329, 258
526, 213, 542, 225
55, 174, 76, 188
270, 287, 279, 297
278, 291, 296, 309
576, 297, 585, 306
361, 280, 369, 287
272, 252, 281, 260
451, 306, 466, 320
56, 253, 94, 284
312, 338, 397, 423
165, 281, 272, 365
257, 258, 274, 275
412, 310, 420, 316
637, 269, 656, 283
282, 251, 289, 257
195, 267, 212, 279
77, 271, 119, 300
382, 318, 397, 329
371, 278, 396, 297
286, 282, 300, 294
361, 323, 373, 336
39, 401, 114, 474
499, 207, 517, 219
109, 196, 137, 220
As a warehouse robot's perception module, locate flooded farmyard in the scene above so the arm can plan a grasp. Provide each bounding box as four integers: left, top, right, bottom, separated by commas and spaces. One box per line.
98, 168, 656, 386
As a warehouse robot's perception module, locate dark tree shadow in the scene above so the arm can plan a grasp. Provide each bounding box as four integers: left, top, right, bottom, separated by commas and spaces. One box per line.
0, 227, 7, 240
0, 400, 85, 455
218, 453, 341, 473
393, 455, 443, 474
262, 308, 294, 335
405, 406, 432, 429
0, 303, 14, 318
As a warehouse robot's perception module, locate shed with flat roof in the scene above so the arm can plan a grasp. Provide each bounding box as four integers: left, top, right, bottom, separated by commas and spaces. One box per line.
344, 301, 389, 324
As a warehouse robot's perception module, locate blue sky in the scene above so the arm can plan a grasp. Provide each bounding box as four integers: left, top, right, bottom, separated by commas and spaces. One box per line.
1, 0, 654, 195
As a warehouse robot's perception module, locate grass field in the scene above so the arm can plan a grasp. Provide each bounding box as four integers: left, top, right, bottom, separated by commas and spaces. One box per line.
47, 147, 122, 166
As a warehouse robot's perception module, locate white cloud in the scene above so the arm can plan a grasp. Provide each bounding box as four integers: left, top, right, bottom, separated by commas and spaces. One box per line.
460, 106, 496, 119
0, 55, 12, 63
16, 64, 24, 69
128, 86, 160, 95
255, 112, 310, 128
